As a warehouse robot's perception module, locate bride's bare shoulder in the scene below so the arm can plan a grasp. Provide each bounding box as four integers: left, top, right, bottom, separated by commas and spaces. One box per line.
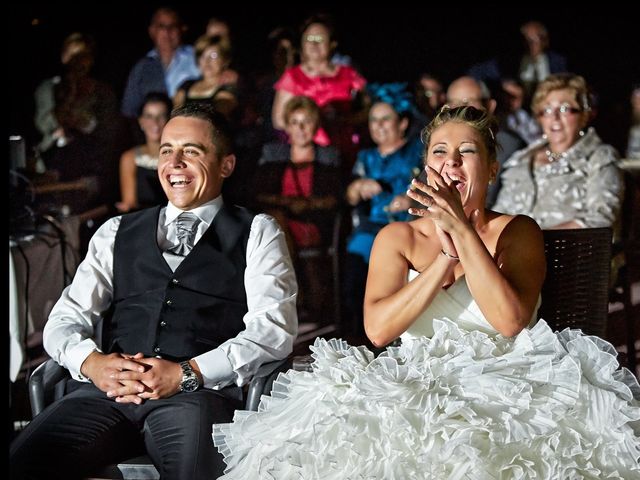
375, 220, 427, 246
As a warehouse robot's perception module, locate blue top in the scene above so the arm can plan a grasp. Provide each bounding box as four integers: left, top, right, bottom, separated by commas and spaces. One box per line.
347, 136, 423, 262
121, 45, 200, 118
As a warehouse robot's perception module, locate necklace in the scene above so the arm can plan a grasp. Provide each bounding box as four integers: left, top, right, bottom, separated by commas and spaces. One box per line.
545, 149, 567, 163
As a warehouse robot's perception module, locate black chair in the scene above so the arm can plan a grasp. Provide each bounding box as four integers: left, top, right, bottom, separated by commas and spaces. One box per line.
295, 209, 346, 331
27, 357, 291, 480
610, 168, 640, 372
539, 227, 613, 338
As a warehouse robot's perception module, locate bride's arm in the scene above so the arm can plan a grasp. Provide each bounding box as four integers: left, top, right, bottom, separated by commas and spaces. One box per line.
363, 222, 457, 347
413, 166, 545, 337
452, 215, 545, 337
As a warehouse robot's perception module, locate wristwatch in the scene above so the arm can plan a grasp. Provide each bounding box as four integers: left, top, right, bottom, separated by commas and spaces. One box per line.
179, 361, 201, 392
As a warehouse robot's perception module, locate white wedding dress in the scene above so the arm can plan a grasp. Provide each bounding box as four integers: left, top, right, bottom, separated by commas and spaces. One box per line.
213, 273, 640, 479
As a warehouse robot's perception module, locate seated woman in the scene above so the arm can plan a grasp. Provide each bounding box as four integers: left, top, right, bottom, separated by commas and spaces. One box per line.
173, 34, 238, 120
249, 96, 342, 320
115, 92, 171, 213
213, 106, 640, 478
272, 13, 367, 168
493, 73, 624, 234
343, 82, 423, 333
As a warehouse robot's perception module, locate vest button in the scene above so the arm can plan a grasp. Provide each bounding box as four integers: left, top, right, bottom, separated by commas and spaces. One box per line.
160, 320, 167, 327
166, 299, 172, 305
171, 278, 179, 284
154, 346, 161, 353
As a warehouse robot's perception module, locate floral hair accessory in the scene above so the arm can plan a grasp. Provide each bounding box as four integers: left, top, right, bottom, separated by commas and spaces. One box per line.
367, 82, 413, 115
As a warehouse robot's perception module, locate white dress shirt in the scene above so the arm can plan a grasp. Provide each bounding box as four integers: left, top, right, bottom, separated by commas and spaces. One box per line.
44, 197, 298, 390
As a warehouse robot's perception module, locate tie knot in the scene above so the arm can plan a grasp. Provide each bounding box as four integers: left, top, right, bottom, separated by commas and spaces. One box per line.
169, 212, 201, 256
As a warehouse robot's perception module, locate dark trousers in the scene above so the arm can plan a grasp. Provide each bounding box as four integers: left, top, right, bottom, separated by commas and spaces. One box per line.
10, 381, 242, 480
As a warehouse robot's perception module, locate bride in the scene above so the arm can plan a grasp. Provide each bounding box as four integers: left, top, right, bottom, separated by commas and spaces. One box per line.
213, 106, 640, 479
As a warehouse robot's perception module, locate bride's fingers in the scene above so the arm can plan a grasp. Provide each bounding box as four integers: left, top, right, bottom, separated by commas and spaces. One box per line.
409, 176, 429, 194
408, 206, 431, 217
426, 166, 449, 190
406, 187, 433, 208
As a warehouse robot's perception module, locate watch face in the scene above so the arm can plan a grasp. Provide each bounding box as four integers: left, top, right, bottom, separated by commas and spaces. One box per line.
180, 361, 200, 392
182, 377, 200, 392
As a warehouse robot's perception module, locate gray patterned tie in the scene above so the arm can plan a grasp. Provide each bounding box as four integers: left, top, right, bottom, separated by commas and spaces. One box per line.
169, 212, 201, 256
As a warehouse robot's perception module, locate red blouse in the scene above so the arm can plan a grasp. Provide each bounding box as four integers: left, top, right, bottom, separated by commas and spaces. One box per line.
275, 65, 366, 146
281, 163, 321, 248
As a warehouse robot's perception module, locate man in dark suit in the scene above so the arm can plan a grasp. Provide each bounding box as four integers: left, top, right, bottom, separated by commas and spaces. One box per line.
10, 104, 298, 479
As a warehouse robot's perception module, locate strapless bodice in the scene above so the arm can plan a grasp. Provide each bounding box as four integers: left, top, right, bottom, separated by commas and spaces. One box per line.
402, 270, 540, 341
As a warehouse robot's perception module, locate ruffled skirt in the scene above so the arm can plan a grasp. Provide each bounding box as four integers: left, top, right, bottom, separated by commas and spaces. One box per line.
213, 319, 640, 479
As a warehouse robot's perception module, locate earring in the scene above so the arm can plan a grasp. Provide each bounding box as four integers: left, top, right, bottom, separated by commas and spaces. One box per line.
542, 133, 548, 140
579, 130, 585, 137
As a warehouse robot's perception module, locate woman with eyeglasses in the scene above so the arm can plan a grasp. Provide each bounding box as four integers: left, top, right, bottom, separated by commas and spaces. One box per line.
173, 34, 238, 120
493, 73, 624, 233
271, 13, 367, 169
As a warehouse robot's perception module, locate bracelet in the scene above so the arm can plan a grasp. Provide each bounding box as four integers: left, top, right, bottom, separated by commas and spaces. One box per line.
441, 249, 460, 261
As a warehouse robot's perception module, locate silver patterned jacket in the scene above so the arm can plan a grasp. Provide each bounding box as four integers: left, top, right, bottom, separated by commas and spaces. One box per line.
493, 127, 624, 236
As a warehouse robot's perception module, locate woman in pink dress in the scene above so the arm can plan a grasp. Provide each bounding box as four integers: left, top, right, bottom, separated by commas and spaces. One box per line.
271, 14, 367, 169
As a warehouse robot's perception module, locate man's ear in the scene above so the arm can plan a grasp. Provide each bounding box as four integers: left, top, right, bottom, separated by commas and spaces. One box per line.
399, 117, 410, 134
486, 98, 497, 114
220, 154, 236, 178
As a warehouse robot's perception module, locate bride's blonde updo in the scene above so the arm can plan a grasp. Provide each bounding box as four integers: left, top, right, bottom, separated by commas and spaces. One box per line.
420, 105, 500, 164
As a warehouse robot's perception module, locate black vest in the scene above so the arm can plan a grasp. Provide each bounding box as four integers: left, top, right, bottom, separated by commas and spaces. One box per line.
104, 204, 255, 362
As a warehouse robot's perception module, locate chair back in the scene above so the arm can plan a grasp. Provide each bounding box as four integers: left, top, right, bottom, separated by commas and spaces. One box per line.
297, 209, 346, 326
539, 227, 612, 337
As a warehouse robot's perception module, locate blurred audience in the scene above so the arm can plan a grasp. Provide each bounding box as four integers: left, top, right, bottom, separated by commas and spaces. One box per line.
121, 7, 198, 120
272, 13, 367, 169
494, 73, 624, 234
34, 32, 122, 206
343, 83, 422, 334
409, 73, 446, 139
501, 77, 543, 144
626, 83, 640, 159
173, 34, 239, 120
468, 20, 568, 105
254, 26, 298, 143
115, 92, 171, 213
205, 17, 231, 45
518, 21, 569, 99
249, 96, 342, 321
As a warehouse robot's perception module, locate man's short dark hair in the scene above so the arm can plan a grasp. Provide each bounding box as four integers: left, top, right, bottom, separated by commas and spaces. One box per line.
170, 104, 233, 157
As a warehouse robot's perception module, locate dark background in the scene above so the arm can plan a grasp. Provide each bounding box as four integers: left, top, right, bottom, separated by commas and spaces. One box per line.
9, 3, 640, 153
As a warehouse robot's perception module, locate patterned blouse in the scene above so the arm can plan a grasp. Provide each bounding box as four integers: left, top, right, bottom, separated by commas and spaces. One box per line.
493, 128, 624, 234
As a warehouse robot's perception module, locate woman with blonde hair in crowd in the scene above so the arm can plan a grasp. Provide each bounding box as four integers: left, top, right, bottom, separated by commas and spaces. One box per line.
494, 73, 624, 234
173, 34, 238, 119
249, 96, 342, 322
